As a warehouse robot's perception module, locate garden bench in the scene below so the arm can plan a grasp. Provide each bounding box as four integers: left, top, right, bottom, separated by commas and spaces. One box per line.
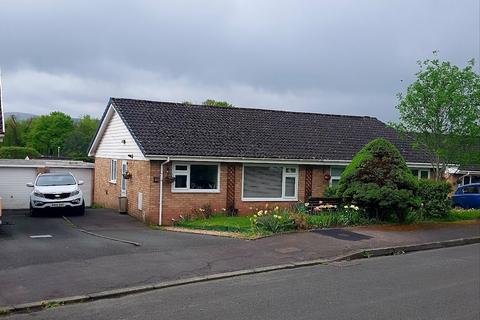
306, 197, 342, 213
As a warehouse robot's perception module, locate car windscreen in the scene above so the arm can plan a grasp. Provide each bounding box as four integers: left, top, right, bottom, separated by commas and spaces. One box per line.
36, 175, 76, 186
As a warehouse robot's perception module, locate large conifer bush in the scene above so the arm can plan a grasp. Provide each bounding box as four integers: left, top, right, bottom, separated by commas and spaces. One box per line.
336, 138, 420, 221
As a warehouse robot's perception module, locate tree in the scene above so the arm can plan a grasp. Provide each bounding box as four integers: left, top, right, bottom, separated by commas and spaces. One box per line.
393, 54, 480, 180
336, 138, 419, 222
202, 99, 234, 108
63, 115, 100, 159
1, 115, 32, 147
27, 112, 74, 156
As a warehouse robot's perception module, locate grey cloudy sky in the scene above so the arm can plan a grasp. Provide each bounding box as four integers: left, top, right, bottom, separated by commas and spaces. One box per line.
1, 0, 478, 121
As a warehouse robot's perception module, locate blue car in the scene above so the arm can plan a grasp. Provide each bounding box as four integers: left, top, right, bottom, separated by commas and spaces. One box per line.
452, 183, 480, 209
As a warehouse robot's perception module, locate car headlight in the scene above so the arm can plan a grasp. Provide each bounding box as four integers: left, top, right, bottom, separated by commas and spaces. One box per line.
70, 190, 80, 197
34, 191, 44, 198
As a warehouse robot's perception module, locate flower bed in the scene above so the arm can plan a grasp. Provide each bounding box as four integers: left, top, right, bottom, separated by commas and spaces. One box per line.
172, 204, 480, 238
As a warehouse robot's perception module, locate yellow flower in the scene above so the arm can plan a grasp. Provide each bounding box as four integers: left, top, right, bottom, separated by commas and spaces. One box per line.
274, 206, 279, 211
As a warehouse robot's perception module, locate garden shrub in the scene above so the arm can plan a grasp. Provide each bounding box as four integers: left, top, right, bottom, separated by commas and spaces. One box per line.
336, 138, 420, 222
0, 146, 40, 159
190, 203, 215, 219
306, 206, 364, 228
290, 202, 308, 215
417, 180, 452, 217
251, 207, 295, 233
323, 185, 338, 198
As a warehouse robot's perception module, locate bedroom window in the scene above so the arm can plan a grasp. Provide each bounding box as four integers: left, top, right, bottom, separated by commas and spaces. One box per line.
242, 165, 298, 201
172, 163, 220, 192
110, 159, 117, 182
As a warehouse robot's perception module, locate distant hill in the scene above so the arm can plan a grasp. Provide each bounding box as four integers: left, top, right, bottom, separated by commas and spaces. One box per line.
4, 112, 80, 122
4, 112, 37, 121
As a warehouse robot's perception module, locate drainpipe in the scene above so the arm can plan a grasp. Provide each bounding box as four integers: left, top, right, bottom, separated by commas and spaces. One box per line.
159, 157, 171, 226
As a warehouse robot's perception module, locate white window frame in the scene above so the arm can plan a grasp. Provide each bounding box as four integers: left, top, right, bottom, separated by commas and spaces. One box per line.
241, 164, 298, 202
463, 175, 480, 185
171, 162, 221, 193
329, 166, 345, 186
110, 159, 117, 183
121, 160, 127, 196
411, 168, 430, 180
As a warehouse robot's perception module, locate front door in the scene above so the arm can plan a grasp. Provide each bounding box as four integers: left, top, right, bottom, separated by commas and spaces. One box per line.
121, 160, 127, 196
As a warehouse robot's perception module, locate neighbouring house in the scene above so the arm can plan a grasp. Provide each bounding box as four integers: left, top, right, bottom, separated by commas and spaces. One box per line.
88, 98, 434, 225
446, 165, 480, 187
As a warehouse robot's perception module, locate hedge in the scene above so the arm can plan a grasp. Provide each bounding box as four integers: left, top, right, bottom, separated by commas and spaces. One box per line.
0, 146, 41, 159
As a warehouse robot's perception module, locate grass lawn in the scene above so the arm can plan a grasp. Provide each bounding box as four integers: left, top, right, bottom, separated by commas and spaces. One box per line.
176, 215, 253, 233
431, 209, 480, 222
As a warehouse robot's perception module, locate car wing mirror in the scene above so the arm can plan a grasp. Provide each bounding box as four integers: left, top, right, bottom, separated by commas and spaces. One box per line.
26, 182, 34, 187
78, 180, 84, 185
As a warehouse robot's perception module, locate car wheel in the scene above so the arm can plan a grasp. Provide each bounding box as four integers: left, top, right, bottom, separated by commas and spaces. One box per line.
77, 201, 85, 216
28, 203, 37, 217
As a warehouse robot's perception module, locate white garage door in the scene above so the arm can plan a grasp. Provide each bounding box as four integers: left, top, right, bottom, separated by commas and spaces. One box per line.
49, 168, 93, 206
0, 167, 38, 209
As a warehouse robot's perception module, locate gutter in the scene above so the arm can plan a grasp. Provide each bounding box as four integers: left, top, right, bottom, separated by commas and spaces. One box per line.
158, 157, 171, 226
144, 155, 433, 168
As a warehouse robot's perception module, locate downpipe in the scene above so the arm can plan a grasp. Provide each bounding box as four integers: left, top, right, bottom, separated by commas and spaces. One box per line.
159, 157, 171, 226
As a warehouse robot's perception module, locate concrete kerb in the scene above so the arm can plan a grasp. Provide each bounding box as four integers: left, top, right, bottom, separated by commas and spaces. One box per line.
1, 236, 479, 317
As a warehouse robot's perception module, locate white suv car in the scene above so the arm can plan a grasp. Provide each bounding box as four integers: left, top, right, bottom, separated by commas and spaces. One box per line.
27, 173, 85, 216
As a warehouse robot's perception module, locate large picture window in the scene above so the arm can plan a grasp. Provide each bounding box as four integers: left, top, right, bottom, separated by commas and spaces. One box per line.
242, 165, 298, 201
172, 163, 219, 192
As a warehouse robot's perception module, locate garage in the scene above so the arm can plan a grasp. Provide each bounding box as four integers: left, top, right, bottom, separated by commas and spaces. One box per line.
0, 159, 94, 209
0, 167, 38, 209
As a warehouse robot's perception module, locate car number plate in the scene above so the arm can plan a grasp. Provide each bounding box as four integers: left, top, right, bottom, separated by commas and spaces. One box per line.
50, 203, 66, 207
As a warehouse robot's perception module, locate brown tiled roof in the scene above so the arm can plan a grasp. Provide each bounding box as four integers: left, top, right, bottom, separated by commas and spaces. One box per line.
100, 97, 433, 163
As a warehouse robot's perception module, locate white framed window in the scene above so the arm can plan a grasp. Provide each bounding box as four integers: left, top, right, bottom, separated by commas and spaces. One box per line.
110, 159, 117, 183
172, 163, 220, 193
121, 160, 127, 195
330, 166, 345, 186
242, 165, 298, 201
411, 169, 430, 180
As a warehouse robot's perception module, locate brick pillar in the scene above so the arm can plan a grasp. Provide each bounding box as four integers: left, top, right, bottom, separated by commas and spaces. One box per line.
226, 164, 236, 210
305, 166, 312, 201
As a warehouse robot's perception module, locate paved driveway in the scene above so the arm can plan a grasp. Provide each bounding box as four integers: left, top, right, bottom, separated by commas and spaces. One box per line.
0, 209, 478, 307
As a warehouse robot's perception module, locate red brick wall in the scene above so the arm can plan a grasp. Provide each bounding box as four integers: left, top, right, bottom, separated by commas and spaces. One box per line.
95, 158, 331, 225
93, 158, 159, 224
312, 166, 330, 197
93, 158, 121, 209
161, 163, 228, 224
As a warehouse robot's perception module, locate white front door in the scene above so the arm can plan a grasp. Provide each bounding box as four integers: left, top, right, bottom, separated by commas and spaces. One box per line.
121, 160, 127, 196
